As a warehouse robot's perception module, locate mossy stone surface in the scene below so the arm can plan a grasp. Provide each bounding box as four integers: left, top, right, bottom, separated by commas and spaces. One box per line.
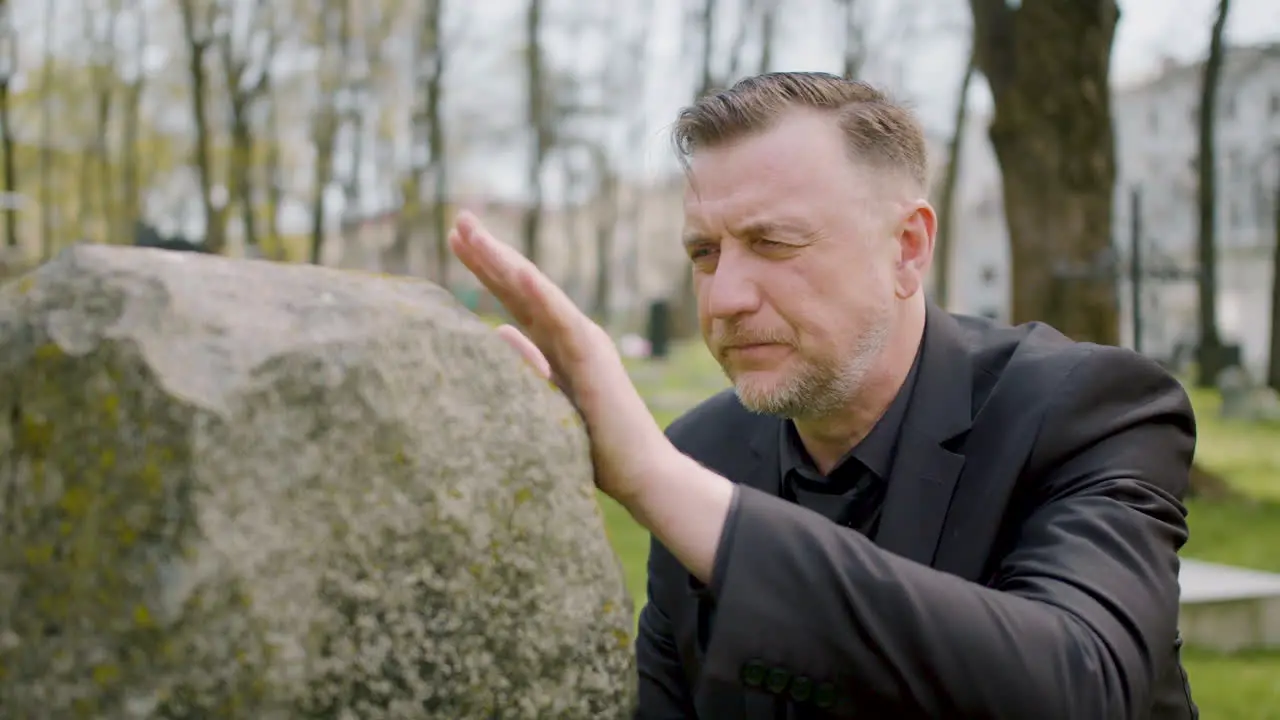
0, 245, 636, 718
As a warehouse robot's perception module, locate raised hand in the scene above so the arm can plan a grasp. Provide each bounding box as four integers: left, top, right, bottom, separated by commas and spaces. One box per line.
447, 211, 671, 507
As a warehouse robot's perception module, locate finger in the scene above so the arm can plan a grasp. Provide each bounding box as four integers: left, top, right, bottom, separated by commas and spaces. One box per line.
495, 323, 552, 380
452, 212, 584, 336
448, 222, 534, 327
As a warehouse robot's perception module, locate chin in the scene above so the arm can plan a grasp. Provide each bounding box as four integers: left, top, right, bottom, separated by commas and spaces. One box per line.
730, 374, 793, 415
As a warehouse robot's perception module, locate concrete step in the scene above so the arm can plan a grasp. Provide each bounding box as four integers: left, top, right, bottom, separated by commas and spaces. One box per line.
1178, 559, 1280, 652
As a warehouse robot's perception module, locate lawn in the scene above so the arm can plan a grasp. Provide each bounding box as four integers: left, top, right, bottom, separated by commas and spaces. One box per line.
603, 338, 1280, 718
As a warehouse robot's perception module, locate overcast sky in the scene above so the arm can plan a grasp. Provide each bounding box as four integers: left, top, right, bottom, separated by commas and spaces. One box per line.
9, 0, 1279, 219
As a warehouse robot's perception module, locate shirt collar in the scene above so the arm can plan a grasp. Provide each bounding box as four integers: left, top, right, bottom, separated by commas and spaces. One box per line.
778, 341, 924, 482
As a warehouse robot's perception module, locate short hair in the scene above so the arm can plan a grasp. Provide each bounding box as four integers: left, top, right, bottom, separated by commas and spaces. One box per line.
671, 71, 929, 192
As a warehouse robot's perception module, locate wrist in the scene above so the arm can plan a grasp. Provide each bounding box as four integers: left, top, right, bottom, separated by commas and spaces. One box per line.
612, 435, 685, 518
616, 443, 735, 583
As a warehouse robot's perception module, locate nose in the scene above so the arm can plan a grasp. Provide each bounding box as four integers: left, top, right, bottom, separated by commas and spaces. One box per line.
700, 250, 762, 320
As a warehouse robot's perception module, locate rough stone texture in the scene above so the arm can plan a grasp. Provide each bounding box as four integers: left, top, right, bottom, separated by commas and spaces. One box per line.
0, 245, 637, 719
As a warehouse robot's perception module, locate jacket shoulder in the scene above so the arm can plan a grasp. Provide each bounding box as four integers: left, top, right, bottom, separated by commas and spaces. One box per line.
952, 312, 1188, 421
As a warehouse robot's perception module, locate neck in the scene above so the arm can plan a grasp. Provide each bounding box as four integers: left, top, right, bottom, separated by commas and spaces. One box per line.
792, 299, 925, 474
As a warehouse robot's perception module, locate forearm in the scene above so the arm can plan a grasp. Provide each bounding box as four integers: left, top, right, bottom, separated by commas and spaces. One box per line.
621, 446, 735, 585
704, 486, 1176, 718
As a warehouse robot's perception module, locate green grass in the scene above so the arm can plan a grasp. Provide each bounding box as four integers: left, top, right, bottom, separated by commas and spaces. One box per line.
605, 338, 1280, 718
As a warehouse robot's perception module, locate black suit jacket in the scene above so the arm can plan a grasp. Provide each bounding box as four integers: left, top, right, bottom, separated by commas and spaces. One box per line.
635, 305, 1198, 719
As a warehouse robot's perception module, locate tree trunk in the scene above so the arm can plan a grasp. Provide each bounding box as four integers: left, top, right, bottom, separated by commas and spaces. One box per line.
1268, 156, 1280, 392
1194, 0, 1230, 387
522, 0, 546, 266
669, 0, 720, 340
838, 0, 865, 79
94, 1, 120, 243
178, 0, 223, 253
757, 0, 775, 74
933, 50, 975, 311
39, 0, 56, 257
970, 0, 1120, 346
309, 0, 348, 265
0, 77, 15, 250
593, 166, 618, 321
425, 0, 449, 289
231, 114, 259, 252
264, 97, 284, 257
120, 0, 146, 245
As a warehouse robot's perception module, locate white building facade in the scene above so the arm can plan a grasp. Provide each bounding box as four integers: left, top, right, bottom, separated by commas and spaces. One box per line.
947, 44, 1280, 380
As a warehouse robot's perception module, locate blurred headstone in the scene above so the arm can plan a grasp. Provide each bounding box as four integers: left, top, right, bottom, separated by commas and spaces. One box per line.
647, 299, 672, 360
0, 245, 636, 718
1217, 365, 1252, 420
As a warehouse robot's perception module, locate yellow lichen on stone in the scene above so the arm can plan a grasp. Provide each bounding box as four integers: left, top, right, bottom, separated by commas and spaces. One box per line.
91, 663, 120, 685
32, 343, 62, 362
56, 486, 92, 519
18, 418, 53, 455
514, 487, 533, 506
99, 394, 120, 425
132, 604, 154, 629
612, 628, 632, 648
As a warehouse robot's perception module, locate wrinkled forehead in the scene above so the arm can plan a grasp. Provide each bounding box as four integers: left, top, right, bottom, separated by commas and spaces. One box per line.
679, 163, 887, 236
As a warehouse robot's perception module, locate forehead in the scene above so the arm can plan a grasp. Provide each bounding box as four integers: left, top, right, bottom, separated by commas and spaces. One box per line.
681, 110, 870, 227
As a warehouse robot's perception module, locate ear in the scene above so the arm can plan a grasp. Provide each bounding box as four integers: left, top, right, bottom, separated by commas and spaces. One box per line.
893, 200, 937, 300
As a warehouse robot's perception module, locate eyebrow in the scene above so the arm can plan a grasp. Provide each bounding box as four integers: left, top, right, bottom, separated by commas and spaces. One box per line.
682, 219, 812, 248
734, 220, 806, 238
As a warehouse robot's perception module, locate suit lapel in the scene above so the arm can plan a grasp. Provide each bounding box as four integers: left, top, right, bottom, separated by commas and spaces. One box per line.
874, 304, 973, 567
691, 409, 783, 720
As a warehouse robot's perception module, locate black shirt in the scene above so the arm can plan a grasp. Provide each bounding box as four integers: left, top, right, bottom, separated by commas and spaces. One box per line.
710, 348, 923, 597
778, 349, 921, 537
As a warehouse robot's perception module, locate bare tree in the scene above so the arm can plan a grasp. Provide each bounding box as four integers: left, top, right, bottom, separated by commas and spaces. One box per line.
758, 0, 776, 74
119, 0, 148, 247
421, 0, 449, 288
591, 3, 653, 322
86, 0, 124, 242
39, 0, 58, 256
1268, 150, 1280, 392
177, 0, 225, 253
389, 0, 449, 285
969, 0, 1121, 345
671, 0, 747, 339
217, 0, 277, 254
0, 0, 18, 251
835, 0, 866, 78
1194, 0, 1231, 386
521, 0, 549, 266
308, 0, 349, 264
932, 50, 976, 310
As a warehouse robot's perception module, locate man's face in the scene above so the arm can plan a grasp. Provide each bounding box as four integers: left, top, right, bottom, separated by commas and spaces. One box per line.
681, 109, 922, 420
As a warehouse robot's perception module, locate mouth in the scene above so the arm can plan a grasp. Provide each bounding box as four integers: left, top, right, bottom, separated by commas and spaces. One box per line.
721, 342, 790, 361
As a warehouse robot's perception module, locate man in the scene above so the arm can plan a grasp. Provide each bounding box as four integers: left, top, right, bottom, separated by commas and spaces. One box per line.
448, 72, 1198, 719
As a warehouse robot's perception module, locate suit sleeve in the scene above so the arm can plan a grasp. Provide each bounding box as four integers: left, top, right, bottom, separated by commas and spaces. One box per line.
634, 536, 697, 719
634, 420, 747, 719
701, 346, 1195, 718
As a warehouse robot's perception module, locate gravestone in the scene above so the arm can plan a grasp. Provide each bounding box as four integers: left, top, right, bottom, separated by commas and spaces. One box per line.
646, 300, 671, 360
1217, 365, 1253, 420
0, 245, 636, 718
1216, 364, 1280, 422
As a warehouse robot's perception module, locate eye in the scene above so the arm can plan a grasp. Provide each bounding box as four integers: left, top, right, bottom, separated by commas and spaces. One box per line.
753, 238, 790, 250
